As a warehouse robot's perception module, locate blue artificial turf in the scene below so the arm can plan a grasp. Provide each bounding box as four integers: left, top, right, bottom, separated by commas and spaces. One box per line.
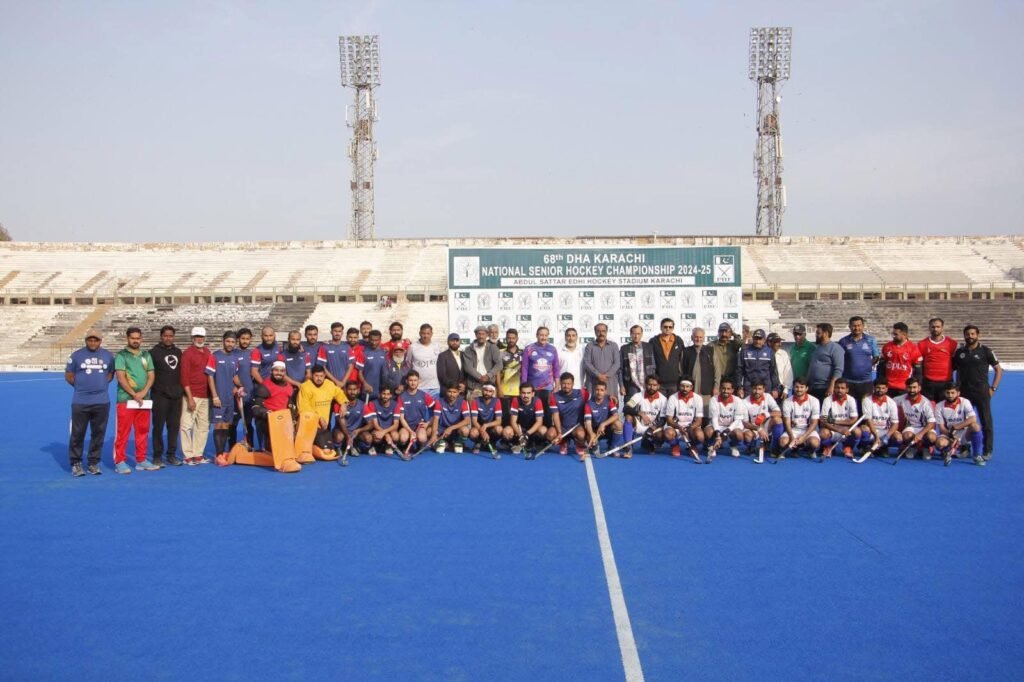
1, 372, 1021, 680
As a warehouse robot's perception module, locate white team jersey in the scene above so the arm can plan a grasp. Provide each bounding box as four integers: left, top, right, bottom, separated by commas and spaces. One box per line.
898, 395, 936, 429
665, 392, 703, 428
626, 391, 667, 432
783, 395, 821, 431
744, 395, 780, 424
935, 397, 976, 431
821, 395, 859, 424
708, 396, 747, 430
861, 396, 899, 431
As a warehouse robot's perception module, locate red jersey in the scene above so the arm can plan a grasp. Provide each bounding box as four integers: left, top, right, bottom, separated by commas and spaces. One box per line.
917, 336, 958, 382
880, 341, 922, 390
260, 379, 293, 412
346, 344, 365, 383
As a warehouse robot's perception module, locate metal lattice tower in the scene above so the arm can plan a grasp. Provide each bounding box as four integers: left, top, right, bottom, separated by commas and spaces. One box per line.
339, 35, 381, 241
748, 27, 792, 237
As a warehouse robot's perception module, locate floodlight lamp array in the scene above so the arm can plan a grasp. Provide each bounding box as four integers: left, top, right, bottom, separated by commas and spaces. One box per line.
340, 35, 381, 87
748, 27, 792, 82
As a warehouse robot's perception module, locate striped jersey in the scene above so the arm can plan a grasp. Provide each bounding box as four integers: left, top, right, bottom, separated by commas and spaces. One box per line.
397, 389, 436, 428
550, 388, 589, 428
511, 396, 545, 430
471, 396, 503, 424
584, 396, 618, 425
364, 398, 398, 429
205, 350, 238, 400
435, 396, 470, 429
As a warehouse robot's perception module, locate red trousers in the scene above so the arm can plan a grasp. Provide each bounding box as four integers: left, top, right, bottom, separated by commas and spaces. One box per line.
115, 402, 151, 464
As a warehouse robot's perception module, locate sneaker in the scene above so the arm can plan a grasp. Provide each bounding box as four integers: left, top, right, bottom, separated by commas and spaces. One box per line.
196, 457, 212, 465
730, 446, 740, 458
983, 453, 992, 462
975, 455, 987, 467
87, 464, 102, 476
472, 446, 481, 454
706, 450, 717, 463
511, 445, 522, 454
384, 445, 395, 456
755, 448, 765, 464
922, 448, 932, 461
454, 443, 464, 454
622, 449, 633, 459
559, 443, 568, 456
575, 446, 586, 459
71, 463, 85, 477
905, 451, 916, 460
368, 446, 378, 456
164, 456, 181, 466
136, 460, 160, 471
842, 446, 854, 458
152, 459, 166, 469
670, 444, 681, 458
115, 461, 132, 474
943, 451, 952, 467
435, 442, 446, 453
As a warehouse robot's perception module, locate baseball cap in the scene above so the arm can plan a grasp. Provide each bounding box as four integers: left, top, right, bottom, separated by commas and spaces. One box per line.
191, 327, 207, 337
271, 360, 286, 370
753, 329, 766, 339
447, 333, 461, 341
792, 324, 806, 334
718, 322, 732, 333
767, 333, 782, 343
84, 328, 102, 340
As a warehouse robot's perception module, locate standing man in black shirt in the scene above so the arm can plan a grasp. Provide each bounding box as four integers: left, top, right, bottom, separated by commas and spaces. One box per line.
150, 325, 183, 466
953, 324, 1002, 461
649, 318, 685, 397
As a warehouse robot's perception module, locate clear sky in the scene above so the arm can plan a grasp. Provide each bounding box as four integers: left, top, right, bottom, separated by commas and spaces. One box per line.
1, 0, 1021, 242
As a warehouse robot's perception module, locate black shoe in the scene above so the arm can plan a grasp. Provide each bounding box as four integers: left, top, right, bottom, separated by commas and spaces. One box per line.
71, 463, 85, 477
165, 456, 183, 467
87, 464, 102, 476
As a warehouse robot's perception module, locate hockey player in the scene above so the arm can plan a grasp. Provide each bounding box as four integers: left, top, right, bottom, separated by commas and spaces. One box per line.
664, 378, 705, 460
704, 378, 748, 461
779, 378, 821, 459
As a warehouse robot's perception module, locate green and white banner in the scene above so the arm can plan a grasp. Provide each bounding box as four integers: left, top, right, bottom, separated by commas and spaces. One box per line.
448, 246, 742, 344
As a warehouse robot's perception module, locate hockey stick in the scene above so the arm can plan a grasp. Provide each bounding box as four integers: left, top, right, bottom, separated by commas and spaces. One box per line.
676, 428, 704, 464
890, 439, 918, 466
600, 425, 666, 459
819, 414, 867, 463
941, 428, 967, 467
530, 425, 579, 461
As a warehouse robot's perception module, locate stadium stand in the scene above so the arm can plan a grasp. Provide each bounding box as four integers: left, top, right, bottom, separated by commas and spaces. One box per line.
2, 236, 1022, 368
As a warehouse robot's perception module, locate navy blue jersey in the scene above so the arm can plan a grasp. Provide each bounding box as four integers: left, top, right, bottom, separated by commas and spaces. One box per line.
250, 342, 279, 379
323, 341, 353, 381
398, 389, 435, 428
301, 341, 327, 367
584, 396, 618, 425
358, 347, 389, 395
472, 396, 503, 424
232, 347, 255, 393
66, 347, 115, 405
365, 398, 397, 429
278, 347, 311, 384
435, 396, 470, 429
511, 396, 545, 430
838, 333, 879, 383
550, 388, 589, 428
341, 399, 366, 432
205, 350, 238, 401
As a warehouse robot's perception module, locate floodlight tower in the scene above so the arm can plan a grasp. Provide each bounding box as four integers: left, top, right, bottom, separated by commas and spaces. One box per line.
748, 27, 791, 237
339, 35, 381, 241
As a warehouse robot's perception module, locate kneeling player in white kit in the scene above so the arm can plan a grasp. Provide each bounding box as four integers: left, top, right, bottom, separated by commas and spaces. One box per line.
819, 379, 863, 458
935, 382, 985, 467
664, 378, 704, 462
779, 378, 821, 459
896, 377, 937, 459
857, 378, 901, 461
742, 380, 781, 463
623, 376, 668, 454
704, 379, 748, 461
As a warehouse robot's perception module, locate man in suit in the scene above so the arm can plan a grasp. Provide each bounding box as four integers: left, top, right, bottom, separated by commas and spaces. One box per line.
649, 318, 685, 396
681, 327, 715, 409
437, 332, 466, 394
620, 324, 655, 399
463, 326, 503, 399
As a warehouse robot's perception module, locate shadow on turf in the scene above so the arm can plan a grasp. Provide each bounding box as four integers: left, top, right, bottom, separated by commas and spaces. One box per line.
44, 441, 72, 472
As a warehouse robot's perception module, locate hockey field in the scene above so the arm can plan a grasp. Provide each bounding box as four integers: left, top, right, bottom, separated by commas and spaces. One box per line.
1, 372, 1021, 681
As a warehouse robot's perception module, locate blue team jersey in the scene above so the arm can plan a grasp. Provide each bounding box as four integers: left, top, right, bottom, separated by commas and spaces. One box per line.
550, 388, 589, 428
233, 347, 254, 393
301, 341, 327, 367
279, 347, 311, 383
472, 396, 502, 424
435, 397, 470, 429
341, 399, 366, 432
511, 396, 544, 429
838, 333, 879, 383
324, 341, 353, 380
398, 390, 435, 427
205, 350, 238, 400
584, 396, 618, 425
250, 343, 279, 379
66, 347, 115, 405
358, 347, 389, 395
365, 398, 397, 428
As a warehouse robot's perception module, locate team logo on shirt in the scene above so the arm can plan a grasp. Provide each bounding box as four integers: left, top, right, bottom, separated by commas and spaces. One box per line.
164, 355, 179, 370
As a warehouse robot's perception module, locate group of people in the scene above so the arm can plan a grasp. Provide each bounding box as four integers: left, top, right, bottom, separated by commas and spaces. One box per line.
64, 314, 1002, 476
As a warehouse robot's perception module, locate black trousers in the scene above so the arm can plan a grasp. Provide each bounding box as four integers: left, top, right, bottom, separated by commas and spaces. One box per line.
809, 387, 829, 404
69, 402, 110, 466
230, 397, 255, 447
962, 388, 994, 454
922, 379, 950, 404
848, 381, 873, 405
151, 392, 181, 461
536, 389, 553, 427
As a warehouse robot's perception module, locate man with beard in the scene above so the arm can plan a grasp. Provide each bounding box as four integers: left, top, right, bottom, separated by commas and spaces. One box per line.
230, 327, 256, 449
207, 331, 242, 464
149, 325, 183, 466
582, 323, 620, 398
180, 327, 213, 466
251, 361, 301, 472
382, 321, 411, 360
250, 326, 280, 385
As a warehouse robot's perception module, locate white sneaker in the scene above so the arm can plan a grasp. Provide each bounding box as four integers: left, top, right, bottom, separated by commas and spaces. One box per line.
436, 442, 447, 453
730, 446, 740, 458
454, 443, 464, 454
